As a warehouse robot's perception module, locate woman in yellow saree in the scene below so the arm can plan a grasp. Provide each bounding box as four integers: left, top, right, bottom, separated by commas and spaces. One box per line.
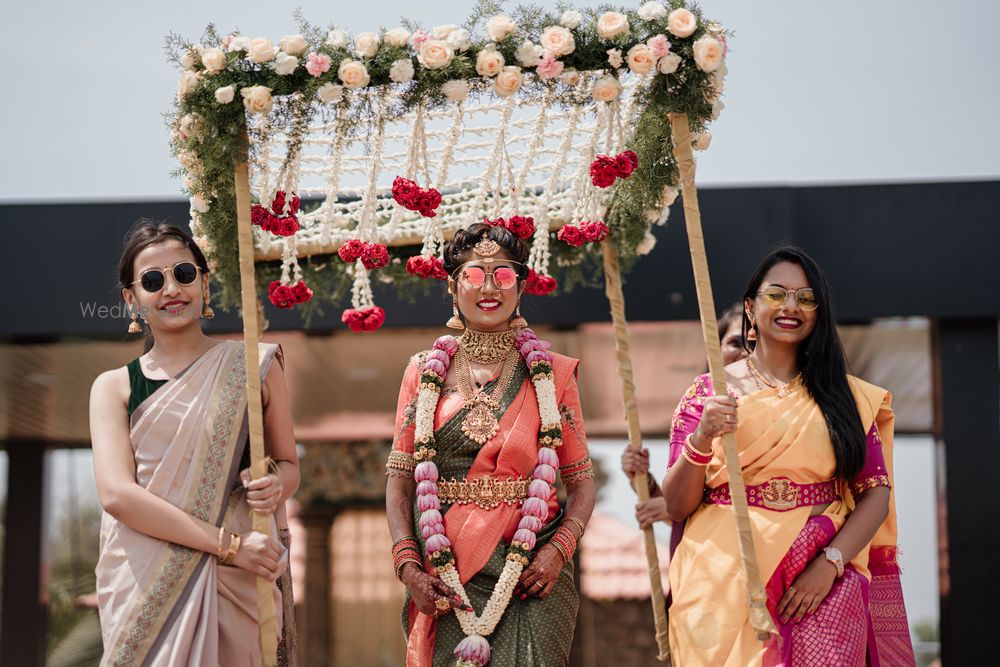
663, 247, 915, 666
90, 222, 300, 666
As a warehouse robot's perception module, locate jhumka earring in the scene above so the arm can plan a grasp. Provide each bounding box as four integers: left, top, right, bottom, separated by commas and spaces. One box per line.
128, 313, 142, 334
746, 316, 758, 342
201, 300, 215, 320
510, 303, 528, 329
446, 296, 465, 330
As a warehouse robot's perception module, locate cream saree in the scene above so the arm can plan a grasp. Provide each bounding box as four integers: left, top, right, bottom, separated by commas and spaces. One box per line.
96, 341, 290, 667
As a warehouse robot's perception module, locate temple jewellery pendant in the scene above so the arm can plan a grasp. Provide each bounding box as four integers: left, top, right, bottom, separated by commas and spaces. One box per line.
461, 393, 501, 445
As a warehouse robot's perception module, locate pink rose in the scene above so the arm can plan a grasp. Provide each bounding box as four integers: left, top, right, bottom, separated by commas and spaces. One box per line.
647, 34, 671, 59
305, 52, 332, 77
410, 29, 430, 51
535, 53, 564, 79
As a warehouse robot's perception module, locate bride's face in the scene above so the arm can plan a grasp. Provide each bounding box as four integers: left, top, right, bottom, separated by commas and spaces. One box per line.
448, 249, 524, 332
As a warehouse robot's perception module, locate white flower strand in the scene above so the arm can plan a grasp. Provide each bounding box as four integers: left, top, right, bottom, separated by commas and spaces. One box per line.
357, 92, 390, 242
468, 96, 514, 227
350, 262, 376, 309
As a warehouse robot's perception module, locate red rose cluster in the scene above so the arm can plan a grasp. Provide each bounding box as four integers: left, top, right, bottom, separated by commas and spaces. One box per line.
392, 176, 443, 218
589, 151, 638, 188
406, 255, 448, 280
341, 305, 386, 332
557, 220, 610, 247
268, 280, 314, 309
482, 215, 536, 240
337, 239, 390, 270
252, 190, 302, 237
524, 269, 557, 296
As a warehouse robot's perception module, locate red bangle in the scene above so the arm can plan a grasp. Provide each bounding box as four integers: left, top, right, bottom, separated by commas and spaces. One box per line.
682, 434, 713, 466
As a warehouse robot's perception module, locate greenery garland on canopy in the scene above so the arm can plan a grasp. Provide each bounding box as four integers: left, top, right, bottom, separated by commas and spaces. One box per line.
168, 0, 728, 327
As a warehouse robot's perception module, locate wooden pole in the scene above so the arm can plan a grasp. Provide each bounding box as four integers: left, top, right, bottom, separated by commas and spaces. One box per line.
669, 112, 776, 641
234, 132, 280, 666
602, 243, 671, 661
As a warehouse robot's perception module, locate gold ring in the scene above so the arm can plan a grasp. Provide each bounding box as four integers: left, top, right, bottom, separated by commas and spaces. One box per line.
435, 597, 451, 611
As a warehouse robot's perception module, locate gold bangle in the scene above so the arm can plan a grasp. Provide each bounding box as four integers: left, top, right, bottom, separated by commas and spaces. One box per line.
550, 539, 570, 565
221, 532, 241, 565
217, 526, 227, 558
564, 516, 587, 537
395, 557, 422, 581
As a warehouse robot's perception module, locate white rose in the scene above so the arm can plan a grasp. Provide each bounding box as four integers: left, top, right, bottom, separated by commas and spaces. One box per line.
417, 39, 454, 69
240, 85, 273, 114
201, 47, 226, 74
667, 8, 697, 38
338, 59, 370, 88
384, 28, 411, 48
693, 132, 712, 151
280, 34, 308, 57
355, 32, 380, 58
560, 10, 582, 29
228, 36, 251, 53
560, 69, 581, 86
540, 26, 575, 57
626, 44, 655, 74
190, 194, 210, 213
486, 14, 517, 42
493, 66, 523, 97
433, 24, 459, 39
597, 12, 630, 40
657, 52, 682, 74
591, 74, 622, 103
214, 85, 236, 104
638, 2, 668, 21
177, 71, 199, 102
318, 82, 344, 103
273, 52, 299, 75
181, 48, 200, 71
325, 30, 349, 49
514, 40, 543, 67
636, 230, 658, 255
249, 37, 276, 63
441, 79, 469, 103
692, 35, 724, 72
445, 28, 471, 52
475, 45, 505, 77
607, 48, 623, 69
389, 58, 415, 83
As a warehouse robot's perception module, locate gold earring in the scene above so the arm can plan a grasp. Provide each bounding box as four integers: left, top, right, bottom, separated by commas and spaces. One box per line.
446, 296, 465, 330
201, 299, 215, 320
746, 317, 758, 341
128, 313, 142, 334
510, 303, 527, 329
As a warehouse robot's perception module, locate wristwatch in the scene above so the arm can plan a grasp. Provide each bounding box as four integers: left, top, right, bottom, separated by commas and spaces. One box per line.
822, 546, 845, 577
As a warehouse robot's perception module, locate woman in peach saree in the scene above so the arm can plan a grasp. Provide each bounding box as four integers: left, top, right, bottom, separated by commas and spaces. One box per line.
90, 222, 300, 666
662, 247, 915, 666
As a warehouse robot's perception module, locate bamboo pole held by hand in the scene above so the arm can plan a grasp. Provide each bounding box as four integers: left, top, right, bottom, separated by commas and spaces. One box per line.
234, 133, 280, 667
669, 112, 776, 641
602, 242, 671, 662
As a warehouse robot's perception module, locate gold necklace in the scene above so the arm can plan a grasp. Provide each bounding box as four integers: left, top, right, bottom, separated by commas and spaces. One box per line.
458, 329, 515, 364
455, 347, 518, 445
746, 357, 802, 399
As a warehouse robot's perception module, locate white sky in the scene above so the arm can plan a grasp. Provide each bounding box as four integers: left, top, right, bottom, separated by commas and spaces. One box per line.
1, 0, 998, 202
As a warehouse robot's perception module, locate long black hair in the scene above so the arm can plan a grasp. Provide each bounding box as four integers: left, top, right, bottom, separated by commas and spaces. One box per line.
118, 220, 210, 353
742, 246, 866, 480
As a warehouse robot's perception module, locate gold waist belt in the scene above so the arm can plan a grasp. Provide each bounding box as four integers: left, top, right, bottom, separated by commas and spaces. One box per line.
437, 476, 530, 510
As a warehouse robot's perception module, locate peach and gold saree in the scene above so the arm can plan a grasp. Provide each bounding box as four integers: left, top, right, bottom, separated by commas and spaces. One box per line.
96, 341, 290, 667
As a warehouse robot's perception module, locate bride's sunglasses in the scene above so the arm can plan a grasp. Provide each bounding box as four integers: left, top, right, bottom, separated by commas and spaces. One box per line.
456, 264, 520, 290
758, 285, 819, 311
131, 261, 202, 293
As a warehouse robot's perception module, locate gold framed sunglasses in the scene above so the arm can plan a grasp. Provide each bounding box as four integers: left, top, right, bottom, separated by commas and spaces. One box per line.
757, 285, 819, 311
131, 261, 202, 293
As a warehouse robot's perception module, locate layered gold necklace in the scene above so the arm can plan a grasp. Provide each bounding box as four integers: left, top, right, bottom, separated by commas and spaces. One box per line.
746, 356, 802, 399
458, 329, 516, 364
454, 346, 519, 445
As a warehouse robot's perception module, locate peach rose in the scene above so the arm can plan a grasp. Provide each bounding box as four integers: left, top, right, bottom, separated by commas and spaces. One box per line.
280, 34, 308, 57
177, 71, 199, 102
692, 35, 724, 72
486, 14, 517, 42
249, 37, 276, 63
214, 85, 236, 104
657, 52, 682, 74
493, 66, 523, 97
626, 44, 655, 74
597, 12, 630, 40
417, 39, 454, 69
338, 59, 370, 88
476, 45, 505, 77
560, 69, 581, 87
540, 25, 575, 57
667, 8, 697, 38
201, 47, 226, 74
591, 74, 622, 103
240, 85, 273, 114
354, 32, 380, 58
384, 28, 410, 48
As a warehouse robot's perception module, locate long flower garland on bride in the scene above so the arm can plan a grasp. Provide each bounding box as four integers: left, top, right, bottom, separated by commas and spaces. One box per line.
413, 328, 561, 667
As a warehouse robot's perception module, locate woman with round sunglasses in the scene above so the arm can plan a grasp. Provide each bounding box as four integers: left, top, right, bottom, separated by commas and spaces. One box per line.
385, 222, 596, 666
89, 221, 300, 665
662, 247, 914, 665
